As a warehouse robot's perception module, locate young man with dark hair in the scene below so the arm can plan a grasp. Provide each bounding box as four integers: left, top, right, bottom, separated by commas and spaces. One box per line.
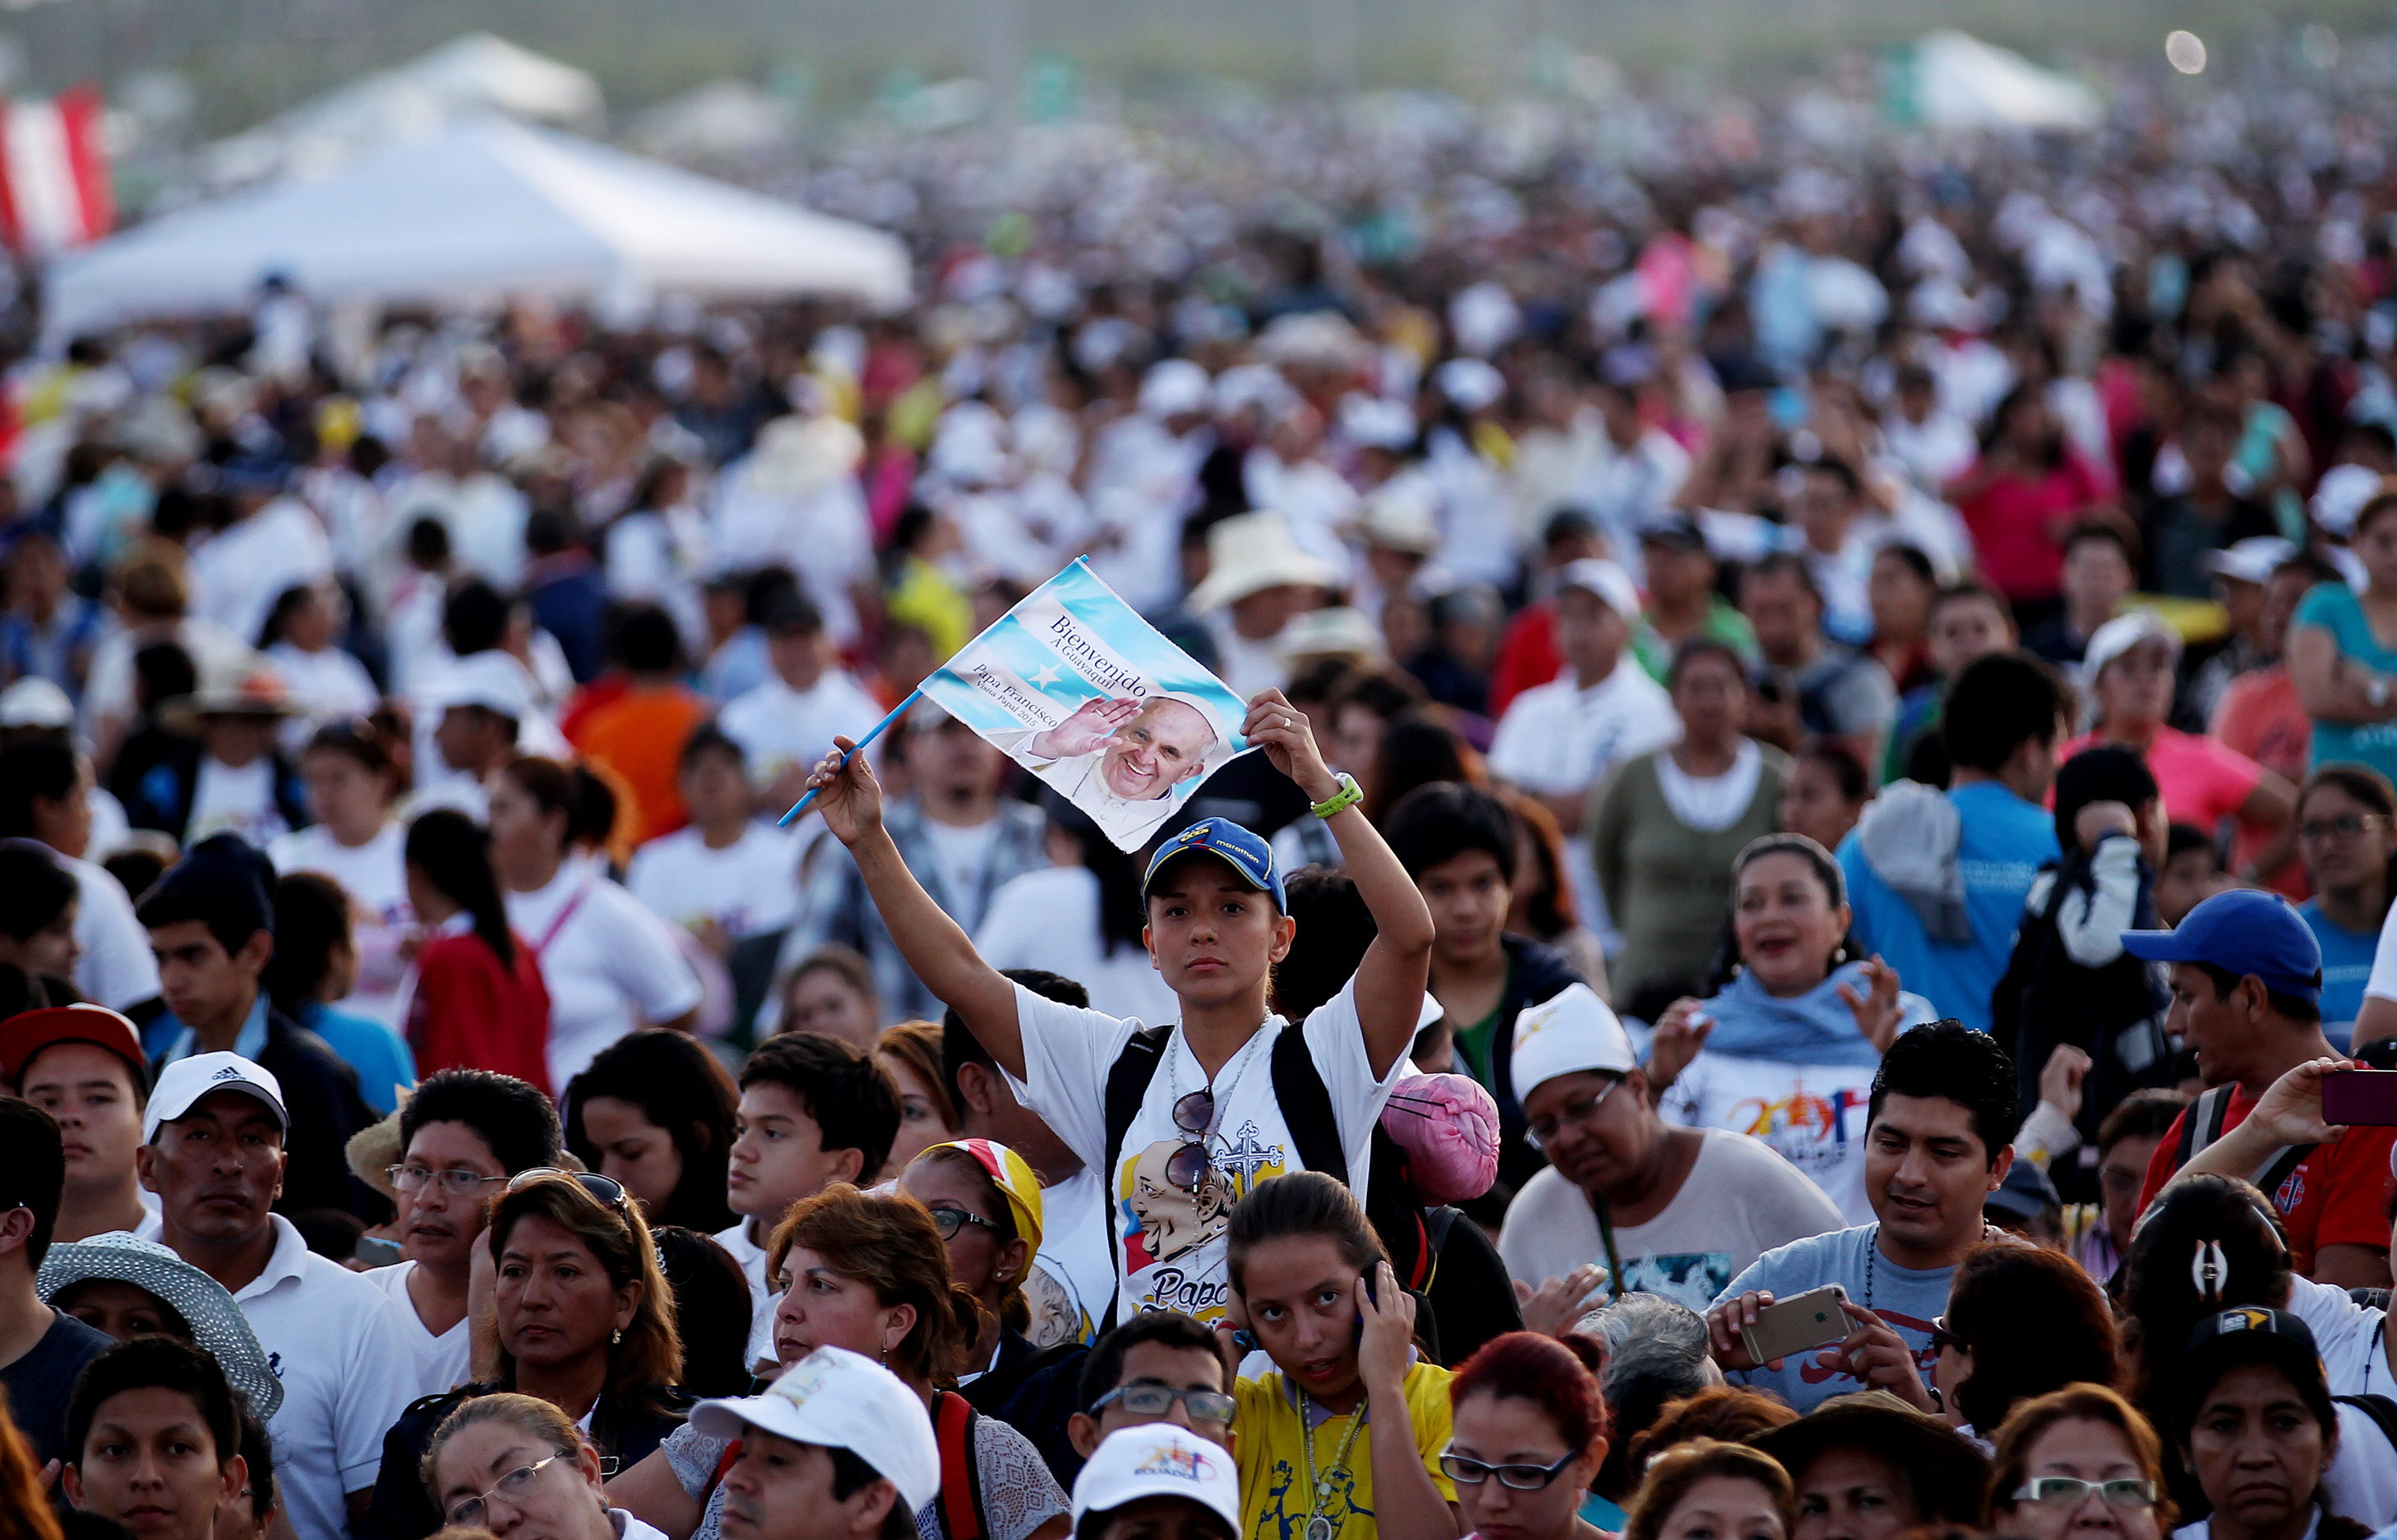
626, 722, 805, 952
136, 1050, 415, 1538
135, 833, 376, 1218
61, 1335, 247, 1540
1707, 1020, 2019, 1413
943, 968, 1113, 1348
0, 735, 163, 1013
2124, 889, 2390, 1287
2024, 522, 2136, 670
718, 1031, 903, 1367
718, 590, 884, 816
1739, 551, 1896, 769
1880, 581, 2016, 785
1383, 781, 1584, 1190
373, 1068, 564, 1398
0, 1096, 111, 1465
1066, 1309, 1234, 1459
1840, 651, 2066, 1032
2, 1003, 153, 1242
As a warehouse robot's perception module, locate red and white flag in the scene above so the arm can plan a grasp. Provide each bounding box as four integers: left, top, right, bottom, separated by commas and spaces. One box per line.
0, 86, 112, 256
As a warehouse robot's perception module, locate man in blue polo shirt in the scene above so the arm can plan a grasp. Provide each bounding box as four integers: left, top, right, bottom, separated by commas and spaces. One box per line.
1839, 652, 2070, 1033
2122, 888, 2391, 1287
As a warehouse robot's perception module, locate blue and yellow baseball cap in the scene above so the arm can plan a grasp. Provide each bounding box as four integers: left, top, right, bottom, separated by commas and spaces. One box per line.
1141, 817, 1286, 909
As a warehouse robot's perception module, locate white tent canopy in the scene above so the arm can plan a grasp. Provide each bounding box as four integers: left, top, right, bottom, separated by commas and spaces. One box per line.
44, 117, 912, 339
1909, 30, 2102, 131
201, 33, 605, 190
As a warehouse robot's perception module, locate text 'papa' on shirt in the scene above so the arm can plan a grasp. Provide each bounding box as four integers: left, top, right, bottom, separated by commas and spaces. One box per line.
1712, 1222, 1953, 1415
1837, 779, 2058, 1035
1004, 975, 1409, 1326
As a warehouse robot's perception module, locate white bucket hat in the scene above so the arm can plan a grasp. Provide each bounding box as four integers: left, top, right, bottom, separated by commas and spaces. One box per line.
1187, 511, 1337, 613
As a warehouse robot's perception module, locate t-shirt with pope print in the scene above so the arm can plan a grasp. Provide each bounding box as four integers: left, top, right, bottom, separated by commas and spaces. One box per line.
1002, 973, 1407, 1326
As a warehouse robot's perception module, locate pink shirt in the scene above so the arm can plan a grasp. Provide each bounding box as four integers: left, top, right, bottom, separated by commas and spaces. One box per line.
2058, 726, 2264, 837
1951, 451, 2106, 602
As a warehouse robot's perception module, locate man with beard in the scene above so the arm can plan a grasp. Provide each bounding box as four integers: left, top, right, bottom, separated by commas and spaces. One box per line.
1498, 984, 1841, 1316
367, 1068, 563, 1399
137, 1051, 414, 1538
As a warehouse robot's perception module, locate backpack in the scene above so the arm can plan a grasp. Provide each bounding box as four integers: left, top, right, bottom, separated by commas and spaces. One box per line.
1099, 1021, 1446, 1317
2174, 1084, 2316, 1206
931, 1390, 988, 1540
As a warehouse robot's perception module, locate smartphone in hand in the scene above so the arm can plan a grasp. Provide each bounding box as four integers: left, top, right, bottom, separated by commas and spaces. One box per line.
1740, 1284, 1850, 1365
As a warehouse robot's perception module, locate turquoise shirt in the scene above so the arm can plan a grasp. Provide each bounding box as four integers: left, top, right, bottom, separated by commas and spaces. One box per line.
2299, 898, 2379, 1054
2293, 581, 2397, 784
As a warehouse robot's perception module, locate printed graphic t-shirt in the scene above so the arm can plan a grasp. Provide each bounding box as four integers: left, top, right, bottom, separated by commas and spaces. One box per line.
1006, 975, 1408, 1326
1714, 1223, 1954, 1414
1496, 1128, 1847, 1309
1235, 1360, 1458, 1540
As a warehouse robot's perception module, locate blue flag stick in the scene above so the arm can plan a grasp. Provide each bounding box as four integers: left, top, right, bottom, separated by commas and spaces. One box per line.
775, 688, 924, 828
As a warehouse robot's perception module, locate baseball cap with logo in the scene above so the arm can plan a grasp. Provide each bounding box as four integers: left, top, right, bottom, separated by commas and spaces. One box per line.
1508, 983, 1637, 1101
690, 1345, 940, 1510
143, 1052, 289, 1144
1070, 1424, 1240, 1537
919, 1139, 1044, 1254
2181, 1306, 2328, 1402
1141, 817, 1286, 910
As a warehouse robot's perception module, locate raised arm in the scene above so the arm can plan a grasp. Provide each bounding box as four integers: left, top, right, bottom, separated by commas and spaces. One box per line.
1243, 689, 1434, 1078
803, 735, 1025, 1077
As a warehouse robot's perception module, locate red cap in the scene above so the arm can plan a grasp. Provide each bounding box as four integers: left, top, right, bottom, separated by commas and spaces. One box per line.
0, 1004, 146, 1088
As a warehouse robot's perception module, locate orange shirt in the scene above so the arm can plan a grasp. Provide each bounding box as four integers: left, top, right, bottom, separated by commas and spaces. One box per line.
570, 687, 710, 844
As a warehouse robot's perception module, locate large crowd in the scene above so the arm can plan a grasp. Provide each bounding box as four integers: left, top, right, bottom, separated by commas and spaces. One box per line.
12, 48, 2397, 1540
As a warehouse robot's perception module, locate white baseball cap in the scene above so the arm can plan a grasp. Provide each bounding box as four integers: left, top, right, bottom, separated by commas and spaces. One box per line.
690, 1346, 940, 1512
2082, 611, 2182, 680
144, 1052, 288, 1144
2202, 535, 2297, 587
428, 651, 535, 722
1069, 1425, 1240, 1537
0, 677, 73, 730
1508, 983, 1637, 1101
1555, 558, 1643, 621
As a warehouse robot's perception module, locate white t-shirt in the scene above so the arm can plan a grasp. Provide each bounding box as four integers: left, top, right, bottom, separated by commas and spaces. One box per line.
2361, 900, 2397, 1010
141, 1213, 416, 1540
712, 1219, 778, 1373
64, 853, 159, 1010
1488, 661, 1680, 938
1496, 1128, 1847, 1311
717, 671, 884, 784
1660, 1054, 1882, 1226
187, 756, 289, 847
266, 642, 377, 729
362, 1259, 473, 1400
1029, 1168, 1114, 1348
2288, 1274, 2389, 1397
976, 866, 1180, 1025
1004, 975, 1408, 1326
626, 823, 805, 940
268, 822, 413, 1022
505, 866, 703, 1088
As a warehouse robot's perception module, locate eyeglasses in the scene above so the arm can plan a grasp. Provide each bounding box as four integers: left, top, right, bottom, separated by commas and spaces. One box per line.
1928, 1315, 1961, 1353
389, 1165, 509, 1196
925, 1206, 1000, 1241
2012, 1478, 2158, 1510
1525, 1081, 1619, 1151
1439, 1448, 1581, 1491
2301, 814, 2387, 842
507, 1169, 630, 1212
445, 1453, 566, 1526
1091, 1384, 1236, 1427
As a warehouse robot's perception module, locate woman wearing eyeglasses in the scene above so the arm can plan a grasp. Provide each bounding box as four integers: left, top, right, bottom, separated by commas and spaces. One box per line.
606, 1183, 1068, 1540
2291, 766, 2397, 1049
2164, 1309, 2376, 1540
424, 1393, 670, 1540
1441, 1331, 1610, 1540
364, 1171, 690, 1540
1983, 1386, 2173, 1540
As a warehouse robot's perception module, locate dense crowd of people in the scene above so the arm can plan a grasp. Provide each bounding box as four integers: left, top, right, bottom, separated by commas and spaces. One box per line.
16, 44, 2397, 1540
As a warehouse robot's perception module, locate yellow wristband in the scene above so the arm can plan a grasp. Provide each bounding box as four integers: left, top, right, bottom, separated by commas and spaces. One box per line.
1310, 772, 1364, 819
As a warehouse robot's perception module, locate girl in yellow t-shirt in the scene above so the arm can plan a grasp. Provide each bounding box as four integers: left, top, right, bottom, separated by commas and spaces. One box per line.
1226, 1172, 1463, 1540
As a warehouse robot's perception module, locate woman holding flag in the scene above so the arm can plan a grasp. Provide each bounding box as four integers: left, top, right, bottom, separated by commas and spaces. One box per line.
799, 681, 1434, 1328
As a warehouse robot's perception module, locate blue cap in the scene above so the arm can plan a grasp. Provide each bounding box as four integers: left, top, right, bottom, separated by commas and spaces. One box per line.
1141, 817, 1286, 910
2120, 888, 2322, 1003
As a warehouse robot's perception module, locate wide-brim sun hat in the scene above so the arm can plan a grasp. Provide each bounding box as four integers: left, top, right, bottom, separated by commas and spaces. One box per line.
39, 1232, 284, 1420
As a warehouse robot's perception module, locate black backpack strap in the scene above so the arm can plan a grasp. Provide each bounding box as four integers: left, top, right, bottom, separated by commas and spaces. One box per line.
2336, 1394, 2397, 1458
1096, 1026, 1174, 1335
2177, 1085, 2236, 1167
1270, 1021, 1346, 1188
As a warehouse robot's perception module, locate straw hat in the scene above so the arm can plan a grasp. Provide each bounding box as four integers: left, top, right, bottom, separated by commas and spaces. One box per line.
159, 655, 298, 732
1187, 511, 1338, 613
